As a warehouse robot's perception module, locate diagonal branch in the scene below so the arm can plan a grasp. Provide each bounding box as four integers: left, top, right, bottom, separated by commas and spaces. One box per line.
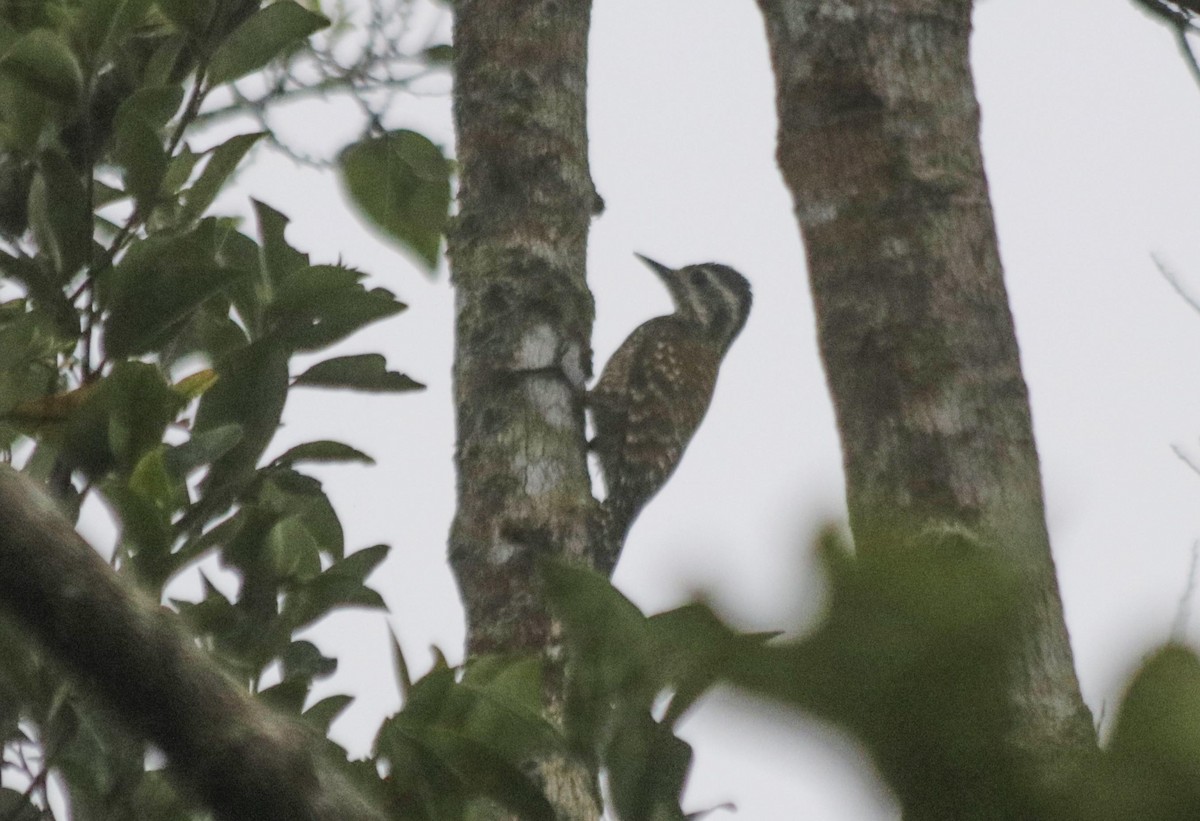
0, 467, 385, 821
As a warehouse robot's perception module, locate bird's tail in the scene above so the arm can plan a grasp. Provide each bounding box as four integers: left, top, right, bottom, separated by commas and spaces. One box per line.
595, 494, 640, 576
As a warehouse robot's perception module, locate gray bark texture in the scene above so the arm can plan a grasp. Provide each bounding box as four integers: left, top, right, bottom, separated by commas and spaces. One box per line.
448, 0, 603, 817
0, 467, 385, 821
753, 0, 1096, 811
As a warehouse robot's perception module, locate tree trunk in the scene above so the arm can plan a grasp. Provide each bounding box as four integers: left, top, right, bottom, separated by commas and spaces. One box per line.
448, 0, 603, 816
754, 0, 1096, 811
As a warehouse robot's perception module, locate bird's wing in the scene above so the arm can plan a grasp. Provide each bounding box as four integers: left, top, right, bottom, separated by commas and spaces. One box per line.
590, 319, 719, 530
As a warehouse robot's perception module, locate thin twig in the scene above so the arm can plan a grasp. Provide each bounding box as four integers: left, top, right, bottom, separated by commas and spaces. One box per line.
1171, 540, 1200, 641
1171, 443, 1200, 477
191, 71, 415, 128
184, 0, 447, 167
1153, 254, 1200, 314
1131, 0, 1192, 27
1175, 24, 1200, 92
1130, 0, 1200, 92
1, 734, 61, 821
165, 73, 210, 160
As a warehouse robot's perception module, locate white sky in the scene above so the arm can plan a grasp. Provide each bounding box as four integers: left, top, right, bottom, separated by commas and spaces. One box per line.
142, 0, 1200, 817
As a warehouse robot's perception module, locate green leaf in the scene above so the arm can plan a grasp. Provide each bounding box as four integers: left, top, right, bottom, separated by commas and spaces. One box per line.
303, 694, 353, 736
271, 440, 375, 467
404, 727, 556, 821
160, 298, 250, 369
294, 353, 424, 392
287, 286, 407, 352
114, 112, 167, 207
180, 132, 265, 223
0, 787, 42, 821
0, 154, 33, 236
259, 468, 344, 560
1111, 645, 1200, 772
263, 263, 407, 350
129, 446, 177, 513
458, 656, 561, 763
206, 1, 329, 86
81, 0, 155, 60
58, 362, 183, 479
421, 44, 453, 65
28, 149, 90, 278
156, 0, 215, 34
606, 711, 693, 821
258, 676, 309, 716
173, 572, 234, 622
542, 560, 656, 696
103, 449, 183, 590
375, 731, 453, 814
0, 250, 77, 336
125, 770, 192, 820
461, 656, 545, 719
542, 560, 660, 757
394, 665, 455, 727
91, 178, 129, 208
328, 543, 389, 584
118, 84, 185, 130
171, 367, 218, 400
193, 339, 291, 497
267, 515, 322, 580
719, 530, 1022, 807
390, 627, 413, 700
104, 224, 248, 358
288, 574, 386, 629
105, 361, 185, 471
0, 28, 83, 104
142, 30, 188, 87
0, 72, 53, 156
112, 87, 183, 207
285, 544, 389, 628
647, 604, 769, 726
282, 639, 337, 681
1088, 643, 1200, 818
270, 263, 362, 315
338, 130, 450, 271
171, 516, 243, 575
163, 424, 243, 478
253, 198, 308, 287
162, 146, 201, 196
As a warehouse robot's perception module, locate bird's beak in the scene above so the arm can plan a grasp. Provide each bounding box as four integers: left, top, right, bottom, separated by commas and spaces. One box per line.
634, 253, 674, 282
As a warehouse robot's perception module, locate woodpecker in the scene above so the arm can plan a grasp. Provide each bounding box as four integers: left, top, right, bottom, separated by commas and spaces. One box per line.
590, 254, 752, 561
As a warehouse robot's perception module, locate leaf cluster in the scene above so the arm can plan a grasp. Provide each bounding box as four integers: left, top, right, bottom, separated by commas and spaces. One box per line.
0, 1, 449, 818
541, 527, 1200, 820
370, 649, 563, 820
542, 561, 772, 821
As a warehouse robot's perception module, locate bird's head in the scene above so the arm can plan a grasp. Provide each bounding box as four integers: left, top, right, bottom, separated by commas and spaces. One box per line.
635, 253, 753, 351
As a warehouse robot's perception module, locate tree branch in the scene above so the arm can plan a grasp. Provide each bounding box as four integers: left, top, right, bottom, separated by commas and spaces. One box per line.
0, 467, 385, 821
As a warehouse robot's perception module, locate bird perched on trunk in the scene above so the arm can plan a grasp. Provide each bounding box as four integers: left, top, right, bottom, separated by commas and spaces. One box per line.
590, 254, 752, 569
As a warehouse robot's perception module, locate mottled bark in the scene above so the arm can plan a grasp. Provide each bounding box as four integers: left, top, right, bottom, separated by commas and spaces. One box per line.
0, 467, 384, 821
754, 0, 1095, 812
448, 0, 602, 816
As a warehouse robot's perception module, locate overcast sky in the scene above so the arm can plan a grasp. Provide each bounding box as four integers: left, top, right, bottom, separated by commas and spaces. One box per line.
157, 0, 1200, 817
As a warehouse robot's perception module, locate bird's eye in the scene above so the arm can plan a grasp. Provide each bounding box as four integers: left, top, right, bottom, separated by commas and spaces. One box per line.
690, 269, 712, 290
